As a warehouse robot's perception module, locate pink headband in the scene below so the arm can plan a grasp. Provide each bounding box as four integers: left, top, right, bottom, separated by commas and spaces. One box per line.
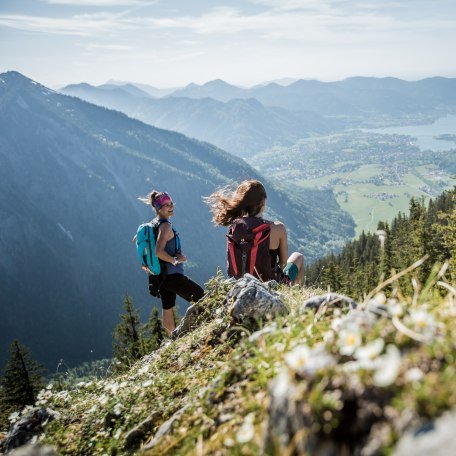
153, 192, 173, 209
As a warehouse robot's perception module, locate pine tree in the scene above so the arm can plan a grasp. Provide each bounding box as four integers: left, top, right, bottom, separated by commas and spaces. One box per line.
434, 189, 456, 282
112, 294, 145, 369
0, 340, 45, 428
143, 307, 165, 352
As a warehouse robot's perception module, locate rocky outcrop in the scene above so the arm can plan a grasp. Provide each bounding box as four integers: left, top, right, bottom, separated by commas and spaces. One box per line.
0, 408, 59, 454
226, 274, 288, 329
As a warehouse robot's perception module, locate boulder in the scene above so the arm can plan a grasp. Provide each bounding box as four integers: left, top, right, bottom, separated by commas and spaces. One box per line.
226, 274, 288, 329
1, 408, 59, 453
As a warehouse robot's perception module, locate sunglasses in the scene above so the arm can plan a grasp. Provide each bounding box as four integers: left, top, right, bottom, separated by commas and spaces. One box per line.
162, 201, 174, 208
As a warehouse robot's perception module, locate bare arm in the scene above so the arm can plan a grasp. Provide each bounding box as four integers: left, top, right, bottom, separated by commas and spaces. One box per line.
277, 223, 289, 269
155, 223, 186, 264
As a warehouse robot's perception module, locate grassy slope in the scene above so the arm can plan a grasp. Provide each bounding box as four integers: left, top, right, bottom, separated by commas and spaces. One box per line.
6, 273, 456, 455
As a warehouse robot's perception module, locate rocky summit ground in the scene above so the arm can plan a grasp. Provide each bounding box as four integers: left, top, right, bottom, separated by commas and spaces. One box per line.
1, 270, 456, 455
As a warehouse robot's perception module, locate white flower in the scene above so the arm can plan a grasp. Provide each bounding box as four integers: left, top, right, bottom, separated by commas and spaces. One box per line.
387, 300, 404, 317
113, 403, 124, 416
338, 327, 362, 356
409, 309, 436, 337
354, 338, 384, 362
236, 414, 254, 443
104, 382, 119, 395
372, 293, 387, 306
285, 344, 335, 377
99, 394, 108, 405
142, 380, 153, 387
331, 318, 343, 331
137, 365, 149, 375
404, 367, 424, 383
113, 428, 122, 440
323, 331, 335, 343
373, 345, 402, 387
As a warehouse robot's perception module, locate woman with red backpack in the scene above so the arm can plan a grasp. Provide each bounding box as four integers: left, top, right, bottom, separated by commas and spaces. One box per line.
136, 190, 204, 335
205, 180, 304, 284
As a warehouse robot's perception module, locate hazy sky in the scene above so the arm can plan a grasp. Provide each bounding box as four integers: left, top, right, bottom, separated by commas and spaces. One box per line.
1, 0, 455, 88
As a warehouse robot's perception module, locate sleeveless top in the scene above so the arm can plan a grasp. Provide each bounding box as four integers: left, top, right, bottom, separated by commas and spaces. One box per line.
269, 247, 280, 271
157, 219, 184, 275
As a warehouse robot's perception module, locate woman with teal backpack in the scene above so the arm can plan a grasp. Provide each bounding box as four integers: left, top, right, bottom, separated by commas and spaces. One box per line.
135, 190, 204, 335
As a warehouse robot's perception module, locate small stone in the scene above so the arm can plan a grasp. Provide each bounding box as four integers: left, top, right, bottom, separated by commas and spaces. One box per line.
143, 405, 190, 450
124, 411, 160, 450
300, 293, 358, 313
8, 443, 57, 456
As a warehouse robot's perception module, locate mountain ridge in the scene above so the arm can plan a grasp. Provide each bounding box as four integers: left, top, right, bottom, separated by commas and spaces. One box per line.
0, 71, 354, 368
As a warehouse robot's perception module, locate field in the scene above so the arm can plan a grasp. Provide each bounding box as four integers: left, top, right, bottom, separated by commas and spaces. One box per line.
250, 132, 455, 236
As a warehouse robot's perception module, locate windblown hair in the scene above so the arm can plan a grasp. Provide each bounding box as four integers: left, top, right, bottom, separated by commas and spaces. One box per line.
205, 180, 267, 226
138, 189, 162, 213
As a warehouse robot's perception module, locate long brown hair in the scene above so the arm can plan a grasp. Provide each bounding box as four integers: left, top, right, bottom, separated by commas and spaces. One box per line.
205, 180, 267, 226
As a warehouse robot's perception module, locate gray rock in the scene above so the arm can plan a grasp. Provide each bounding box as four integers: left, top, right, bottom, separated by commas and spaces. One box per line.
248, 322, 278, 342
124, 411, 160, 450
300, 293, 357, 313
1, 408, 59, 453
143, 405, 189, 450
393, 408, 456, 456
8, 444, 57, 456
172, 302, 204, 339
227, 274, 288, 329
265, 369, 304, 452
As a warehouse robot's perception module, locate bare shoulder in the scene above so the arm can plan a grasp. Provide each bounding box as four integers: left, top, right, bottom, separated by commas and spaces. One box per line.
270, 220, 286, 233
158, 221, 172, 235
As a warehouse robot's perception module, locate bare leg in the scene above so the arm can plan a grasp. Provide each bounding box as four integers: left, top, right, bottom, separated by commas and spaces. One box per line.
162, 308, 176, 336
287, 252, 305, 285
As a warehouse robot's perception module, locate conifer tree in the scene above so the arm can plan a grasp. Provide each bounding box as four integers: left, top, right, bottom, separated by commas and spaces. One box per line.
112, 294, 145, 369
143, 307, 165, 352
434, 189, 456, 282
0, 340, 45, 428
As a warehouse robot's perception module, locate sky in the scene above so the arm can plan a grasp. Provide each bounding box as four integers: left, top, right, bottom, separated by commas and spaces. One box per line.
0, 0, 455, 89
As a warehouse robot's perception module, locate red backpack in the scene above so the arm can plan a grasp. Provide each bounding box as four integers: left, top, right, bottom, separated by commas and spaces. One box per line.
226, 217, 274, 281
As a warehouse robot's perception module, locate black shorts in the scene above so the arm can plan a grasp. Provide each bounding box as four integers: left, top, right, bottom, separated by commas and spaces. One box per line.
158, 273, 204, 310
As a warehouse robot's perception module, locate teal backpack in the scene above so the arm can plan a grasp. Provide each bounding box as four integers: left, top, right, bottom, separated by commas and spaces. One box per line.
135, 219, 180, 275
136, 220, 162, 275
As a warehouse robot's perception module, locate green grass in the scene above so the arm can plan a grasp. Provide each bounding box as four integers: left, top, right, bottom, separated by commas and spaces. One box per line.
4, 273, 456, 455
292, 164, 453, 235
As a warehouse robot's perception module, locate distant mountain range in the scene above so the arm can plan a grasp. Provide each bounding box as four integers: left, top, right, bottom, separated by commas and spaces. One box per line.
167, 77, 456, 116
61, 83, 341, 157
104, 80, 178, 98
0, 71, 354, 369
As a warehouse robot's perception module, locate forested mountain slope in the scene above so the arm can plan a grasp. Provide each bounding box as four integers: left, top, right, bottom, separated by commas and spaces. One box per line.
61, 83, 339, 157
0, 71, 354, 369
305, 188, 456, 298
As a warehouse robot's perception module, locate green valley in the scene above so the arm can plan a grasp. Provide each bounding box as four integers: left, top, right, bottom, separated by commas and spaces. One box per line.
251, 130, 455, 235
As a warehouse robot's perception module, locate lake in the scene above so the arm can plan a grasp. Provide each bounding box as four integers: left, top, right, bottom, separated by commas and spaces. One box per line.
366, 114, 456, 151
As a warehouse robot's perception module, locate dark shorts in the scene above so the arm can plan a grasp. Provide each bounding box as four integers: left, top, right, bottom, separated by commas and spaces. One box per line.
154, 273, 204, 310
